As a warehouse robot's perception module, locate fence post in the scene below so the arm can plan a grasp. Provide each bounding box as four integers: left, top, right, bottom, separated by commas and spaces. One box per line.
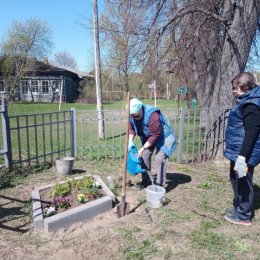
1, 98, 12, 168
71, 107, 77, 158
177, 107, 184, 163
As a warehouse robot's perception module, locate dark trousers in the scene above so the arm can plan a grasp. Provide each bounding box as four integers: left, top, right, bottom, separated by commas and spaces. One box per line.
229, 161, 254, 220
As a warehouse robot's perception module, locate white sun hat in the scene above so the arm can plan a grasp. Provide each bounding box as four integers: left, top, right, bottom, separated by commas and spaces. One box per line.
129, 98, 143, 114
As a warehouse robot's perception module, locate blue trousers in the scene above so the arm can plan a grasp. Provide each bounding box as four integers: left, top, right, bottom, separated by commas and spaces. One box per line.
229, 161, 254, 221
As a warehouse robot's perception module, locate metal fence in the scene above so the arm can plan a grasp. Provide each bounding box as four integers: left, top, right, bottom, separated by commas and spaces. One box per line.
0, 99, 229, 168
0, 98, 11, 167
75, 107, 229, 163
0, 98, 76, 167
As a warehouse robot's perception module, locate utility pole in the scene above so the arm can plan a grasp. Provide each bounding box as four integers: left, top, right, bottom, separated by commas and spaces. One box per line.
93, 0, 105, 139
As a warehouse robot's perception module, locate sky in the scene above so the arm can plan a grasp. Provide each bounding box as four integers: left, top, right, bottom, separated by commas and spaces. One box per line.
0, 0, 102, 72
1, 1, 259, 75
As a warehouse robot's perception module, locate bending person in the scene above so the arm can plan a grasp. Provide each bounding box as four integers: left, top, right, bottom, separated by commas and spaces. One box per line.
128, 98, 176, 189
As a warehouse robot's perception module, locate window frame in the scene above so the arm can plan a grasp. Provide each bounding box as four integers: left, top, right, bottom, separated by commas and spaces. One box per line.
42, 80, 49, 94
31, 80, 39, 94
20, 80, 29, 95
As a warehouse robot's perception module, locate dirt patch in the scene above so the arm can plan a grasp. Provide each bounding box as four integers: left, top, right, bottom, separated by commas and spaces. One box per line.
1, 159, 260, 260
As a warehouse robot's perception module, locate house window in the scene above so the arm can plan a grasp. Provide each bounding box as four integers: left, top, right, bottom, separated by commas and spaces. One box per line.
42, 80, 49, 94
20, 80, 29, 94
0, 80, 5, 92
51, 80, 60, 93
31, 80, 39, 94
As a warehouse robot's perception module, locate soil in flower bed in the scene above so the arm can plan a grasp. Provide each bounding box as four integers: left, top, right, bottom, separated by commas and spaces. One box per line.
39, 177, 104, 218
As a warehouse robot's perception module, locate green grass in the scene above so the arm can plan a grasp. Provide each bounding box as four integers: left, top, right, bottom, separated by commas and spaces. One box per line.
190, 221, 234, 258
7, 98, 182, 116
157, 208, 191, 226
0, 163, 52, 188
175, 164, 197, 174
197, 172, 228, 192
119, 225, 159, 260
233, 240, 251, 253
1, 159, 260, 259
123, 239, 158, 260
2, 99, 206, 166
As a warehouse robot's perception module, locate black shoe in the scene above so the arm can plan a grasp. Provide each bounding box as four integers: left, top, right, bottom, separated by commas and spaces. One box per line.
225, 208, 236, 215
136, 180, 151, 191
136, 183, 146, 191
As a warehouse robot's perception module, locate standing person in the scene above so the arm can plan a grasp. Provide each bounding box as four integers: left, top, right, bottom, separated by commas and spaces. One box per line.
128, 98, 176, 189
224, 72, 260, 226
191, 98, 197, 110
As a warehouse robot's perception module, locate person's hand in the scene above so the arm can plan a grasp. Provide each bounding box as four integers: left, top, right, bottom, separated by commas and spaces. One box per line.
128, 140, 135, 151
234, 156, 247, 178
137, 146, 146, 157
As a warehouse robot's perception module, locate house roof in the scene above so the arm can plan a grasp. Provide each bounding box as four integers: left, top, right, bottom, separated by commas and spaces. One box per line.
0, 57, 95, 80
47, 62, 94, 79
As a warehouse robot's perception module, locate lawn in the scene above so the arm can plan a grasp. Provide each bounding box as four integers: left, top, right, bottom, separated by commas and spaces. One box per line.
0, 159, 260, 259
6, 98, 184, 116
3, 99, 205, 166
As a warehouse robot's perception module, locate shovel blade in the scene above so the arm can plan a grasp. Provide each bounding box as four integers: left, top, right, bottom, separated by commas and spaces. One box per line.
117, 197, 130, 218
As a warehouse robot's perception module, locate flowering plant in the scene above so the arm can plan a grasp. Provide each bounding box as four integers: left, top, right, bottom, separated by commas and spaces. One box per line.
78, 193, 86, 203
53, 195, 70, 209
43, 206, 56, 217
42, 176, 103, 218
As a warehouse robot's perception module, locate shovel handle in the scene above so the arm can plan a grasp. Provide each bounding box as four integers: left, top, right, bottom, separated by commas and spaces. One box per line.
122, 92, 130, 197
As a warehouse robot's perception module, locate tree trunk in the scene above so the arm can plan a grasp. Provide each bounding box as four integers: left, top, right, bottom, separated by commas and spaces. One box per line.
208, 0, 260, 117
185, 0, 260, 157
93, 0, 105, 140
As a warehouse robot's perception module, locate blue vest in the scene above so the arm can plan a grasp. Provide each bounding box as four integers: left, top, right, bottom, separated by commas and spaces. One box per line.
130, 105, 176, 156
224, 86, 260, 166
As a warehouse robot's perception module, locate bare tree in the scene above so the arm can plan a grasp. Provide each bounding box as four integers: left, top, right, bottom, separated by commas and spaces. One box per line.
53, 51, 77, 68
99, 1, 181, 97
0, 17, 53, 101
100, 0, 148, 92
103, 0, 260, 115
93, 0, 105, 140
140, 0, 260, 114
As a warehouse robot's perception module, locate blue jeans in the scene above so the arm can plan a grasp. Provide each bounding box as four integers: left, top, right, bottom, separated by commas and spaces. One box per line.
229, 161, 254, 221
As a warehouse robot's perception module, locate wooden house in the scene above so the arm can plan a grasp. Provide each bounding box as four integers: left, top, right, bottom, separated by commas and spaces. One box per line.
0, 58, 94, 102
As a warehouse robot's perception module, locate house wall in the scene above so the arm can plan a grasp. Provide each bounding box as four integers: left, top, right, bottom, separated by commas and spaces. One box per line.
18, 76, 62, 102
0, 75, 81, 103
0, 69, 92, 103
63, 76, 79, 102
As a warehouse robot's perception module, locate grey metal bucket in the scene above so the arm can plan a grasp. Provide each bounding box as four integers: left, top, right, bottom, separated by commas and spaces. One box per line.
56, 157, 75, 176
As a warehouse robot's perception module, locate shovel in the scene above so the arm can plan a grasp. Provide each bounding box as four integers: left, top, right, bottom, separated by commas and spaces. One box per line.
117, 92, 130, 217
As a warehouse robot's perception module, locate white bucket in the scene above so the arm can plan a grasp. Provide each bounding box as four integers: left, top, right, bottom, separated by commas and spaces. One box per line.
146, 185, 166, 208
107, 176, 114, 190
56, 157, 75, 176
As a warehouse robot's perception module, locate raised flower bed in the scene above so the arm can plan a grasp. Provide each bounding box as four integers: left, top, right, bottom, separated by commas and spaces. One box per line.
32, 175, 115, 232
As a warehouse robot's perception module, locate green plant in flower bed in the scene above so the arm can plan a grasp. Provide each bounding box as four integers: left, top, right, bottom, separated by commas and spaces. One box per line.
75, 177, 102, 201
67, 175, 95, 192
48, 182, 70, 197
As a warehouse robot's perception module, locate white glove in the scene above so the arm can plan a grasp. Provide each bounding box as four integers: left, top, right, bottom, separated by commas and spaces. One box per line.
234, 156, 247, 178
128, 140, 135, 151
